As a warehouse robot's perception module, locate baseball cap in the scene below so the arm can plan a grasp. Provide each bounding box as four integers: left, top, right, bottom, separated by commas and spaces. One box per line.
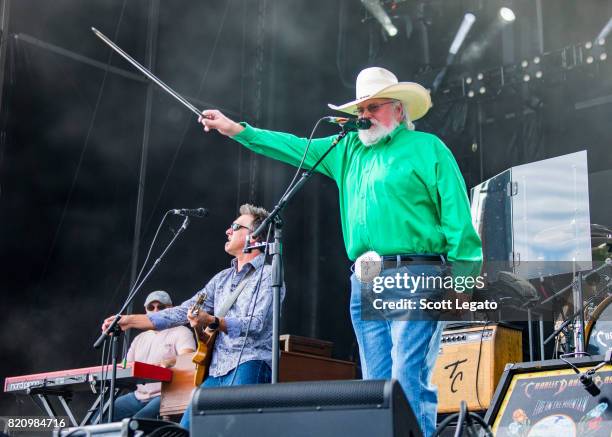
144, 290, 172, 307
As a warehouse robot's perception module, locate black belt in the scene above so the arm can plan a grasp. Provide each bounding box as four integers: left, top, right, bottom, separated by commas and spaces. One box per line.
381, 254, 446, 266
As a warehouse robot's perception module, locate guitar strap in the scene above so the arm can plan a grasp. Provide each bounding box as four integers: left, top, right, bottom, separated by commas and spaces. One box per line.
216, 267, 258, 318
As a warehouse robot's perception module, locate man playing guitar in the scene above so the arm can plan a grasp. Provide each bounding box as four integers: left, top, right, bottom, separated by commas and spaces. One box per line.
101, 204, 281, 430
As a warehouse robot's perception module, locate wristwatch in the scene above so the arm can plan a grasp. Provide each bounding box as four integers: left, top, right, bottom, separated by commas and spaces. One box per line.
208, 316, 220, 330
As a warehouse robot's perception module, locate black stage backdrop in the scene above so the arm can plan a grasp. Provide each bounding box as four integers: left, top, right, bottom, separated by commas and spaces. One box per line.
1, 0, 611, 417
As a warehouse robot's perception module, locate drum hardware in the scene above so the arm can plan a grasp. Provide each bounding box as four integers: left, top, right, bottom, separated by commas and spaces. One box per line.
540, 258, 612, 305
544, 261, 612, 356
553, 316, 569, 354
573, 271, 586, 353
590, 223, 612, 261
536, 226, 612, 356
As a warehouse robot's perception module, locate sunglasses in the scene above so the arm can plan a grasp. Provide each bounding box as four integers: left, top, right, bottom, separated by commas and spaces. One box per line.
355, 101, 396, 116
146, 303, 167, 311
230, 222, 252, 232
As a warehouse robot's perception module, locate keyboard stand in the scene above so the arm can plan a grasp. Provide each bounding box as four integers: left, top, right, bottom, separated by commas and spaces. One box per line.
28, 385, 118, 426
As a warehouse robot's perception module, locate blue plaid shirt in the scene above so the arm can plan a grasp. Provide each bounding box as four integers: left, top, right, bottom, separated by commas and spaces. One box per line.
148, 254, 283, 377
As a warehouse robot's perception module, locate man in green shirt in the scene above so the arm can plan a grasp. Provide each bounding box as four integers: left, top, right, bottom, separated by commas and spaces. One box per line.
198, 67, 482, 437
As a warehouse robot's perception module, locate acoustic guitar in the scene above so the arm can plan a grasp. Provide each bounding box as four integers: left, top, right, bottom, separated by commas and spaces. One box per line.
190, 293, 218, 386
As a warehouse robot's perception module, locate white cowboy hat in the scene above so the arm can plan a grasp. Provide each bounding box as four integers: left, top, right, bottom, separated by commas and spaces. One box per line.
328, 67, 432, 121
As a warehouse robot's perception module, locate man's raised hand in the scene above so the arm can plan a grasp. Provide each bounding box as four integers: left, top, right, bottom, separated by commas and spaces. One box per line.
198, 109, 244, 137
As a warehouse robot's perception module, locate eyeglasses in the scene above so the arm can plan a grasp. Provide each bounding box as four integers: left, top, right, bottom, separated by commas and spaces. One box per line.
230, 222, 252, 232
146, 303, 167, 311
355, 101, 396, 116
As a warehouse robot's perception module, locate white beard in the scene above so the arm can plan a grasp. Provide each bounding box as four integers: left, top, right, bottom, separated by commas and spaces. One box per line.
358, 118, 399, 146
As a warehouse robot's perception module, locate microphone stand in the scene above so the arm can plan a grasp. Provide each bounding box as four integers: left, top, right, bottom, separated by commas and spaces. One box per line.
544, 274, 612, 348
248, 128, 351, 383
543, 259, 612, 351
541, 259, 611, 305
93, 216, 190, 422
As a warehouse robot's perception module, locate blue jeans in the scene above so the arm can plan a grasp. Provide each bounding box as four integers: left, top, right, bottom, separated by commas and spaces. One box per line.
92, 391, 160, 423
350, 265, 445, 437
180, 360, 271, 430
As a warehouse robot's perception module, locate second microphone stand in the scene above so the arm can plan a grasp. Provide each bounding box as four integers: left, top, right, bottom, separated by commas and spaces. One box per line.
249, 128, 350, 383
93, 216, 190, 422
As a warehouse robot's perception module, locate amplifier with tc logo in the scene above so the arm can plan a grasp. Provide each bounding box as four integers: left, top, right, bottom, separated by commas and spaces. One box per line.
432, 323, 522, 413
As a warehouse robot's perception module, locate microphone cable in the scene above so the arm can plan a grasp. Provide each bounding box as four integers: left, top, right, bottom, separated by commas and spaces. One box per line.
433, 400, 494, 437
280, 116, 334, 200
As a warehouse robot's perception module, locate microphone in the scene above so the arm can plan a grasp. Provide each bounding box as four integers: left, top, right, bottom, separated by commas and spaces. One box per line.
580, 372, 601, 396
325, 116, 372, 130
243, 234, 268, 253
170, 208, 209, 218
573, 349, 612, 397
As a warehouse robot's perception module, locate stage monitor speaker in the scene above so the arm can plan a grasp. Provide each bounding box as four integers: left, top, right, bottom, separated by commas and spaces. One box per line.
485, 356, 612, 436
191, 379, 422, 437
53, 418, 186, 437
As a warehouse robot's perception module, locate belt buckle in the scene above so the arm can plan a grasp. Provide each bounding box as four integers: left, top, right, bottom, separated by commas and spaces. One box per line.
354, 251, 382, 283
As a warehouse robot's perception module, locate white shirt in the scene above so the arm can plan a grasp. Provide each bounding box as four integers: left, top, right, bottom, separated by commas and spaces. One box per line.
126, 325, 195, 401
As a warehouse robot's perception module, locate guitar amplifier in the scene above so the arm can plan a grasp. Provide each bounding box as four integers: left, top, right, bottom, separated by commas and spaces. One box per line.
432, 323, 522, 413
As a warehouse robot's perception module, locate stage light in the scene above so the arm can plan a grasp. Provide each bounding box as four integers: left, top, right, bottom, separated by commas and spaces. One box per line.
361, 0, 399, 37
520, 55, 545, 82
499, 7, 516, 23
449, 13, 476, 55
583, 38, 607, 64
432, 12, 476, 92
595, 17, 612, 42
464, 72, 487, 98
461, 8, 512, 64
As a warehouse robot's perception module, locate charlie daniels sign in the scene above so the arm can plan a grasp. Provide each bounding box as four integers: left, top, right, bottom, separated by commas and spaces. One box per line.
493, 366, 612, 436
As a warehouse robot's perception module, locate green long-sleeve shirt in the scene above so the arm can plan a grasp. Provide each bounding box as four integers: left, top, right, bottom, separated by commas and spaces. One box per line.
232, 123, 482, 269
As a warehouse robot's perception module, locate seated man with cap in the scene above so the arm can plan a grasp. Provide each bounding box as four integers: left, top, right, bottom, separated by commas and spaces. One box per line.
109, 290, 196, 421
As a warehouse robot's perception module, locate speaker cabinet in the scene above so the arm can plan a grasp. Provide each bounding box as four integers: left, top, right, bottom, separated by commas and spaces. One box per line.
191, 379, 422, 437
432, 323, 522, 413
